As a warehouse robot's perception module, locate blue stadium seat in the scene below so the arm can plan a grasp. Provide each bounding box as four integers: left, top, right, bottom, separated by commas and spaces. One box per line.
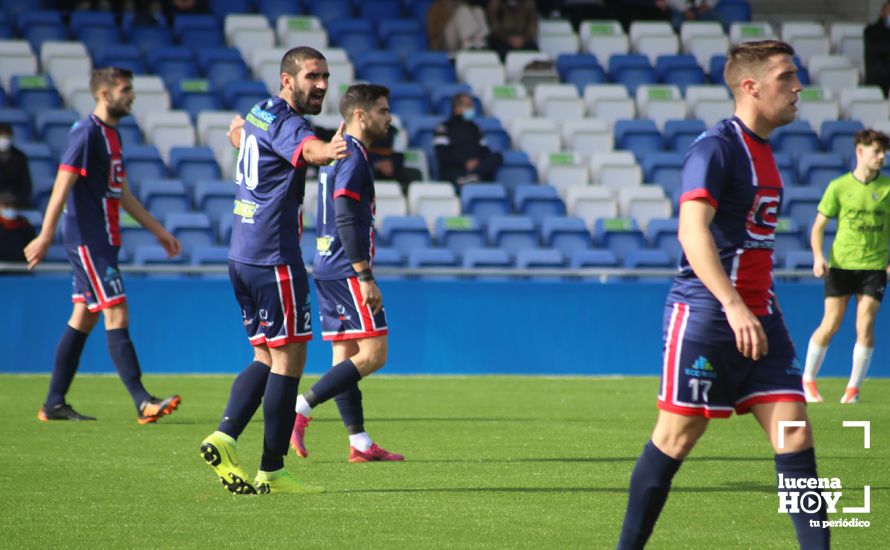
487, 215, 538, 256
10, 75, 62, 118
772, 217, 804, 265
378, 19, 427, 59
165, 212, 215, 250
117, 116, 143, 147
257, 0, 306, 25
71, 11, 120, 53
429, 83, 475, 115
190, 245, 230, 265
515, 248, 565, 271
782, 186, 823, 229
146, 47, 198, 89
496, 151, 538, 192
326, 19, 377, 59
0, 108, 33, 141
372, 246, 404, 267
821, 120, 863, 161
569, 249, 619, 268
475, 117, 511, 152
121, 227, 158, 257
388, 83, 430, 118
556, 54, 607, 93
798, 153, 846, 186
124, 146, 166, 184
380, 215, 431, 256
19, 143, 55, 182
169, 146, 221, 186
35, 109, 79, 160
663, 119, 706, 152
462, 247, 512, 269
360, 0, 403, 23
513, 185, 566, 225
44, 244, 69, 262
773, 152, 797, 186
541, 216, 592, 257
408, 247, 457, 268
307, 0, 355, 24
198, 48, 250, 92
405, 114, 441, 150
93, 45, 146, 75
406, 0, 435, 20
784, 250, 814, 270
194, 180, 237, 224
218, 214, 233, 244
1, 0, 33, 19
770, 121, 820, 161
172, 80, 223, 122
405, 51, 456, 88
139, 179, 190, 217
614, 119, 664, 161
208, 0, 253, 21
222, 80, 269, 114
134, 244, 186, 265
790, 56, 811, 85
646, 218, 681, 261
31, 175, 54, 208
0, 86, 6, 107
714, 0, 752, 24
460, 183, 510, 226
594, 218, 645, 260
17, 10, 68, 51
129, 24, 174, 53
708, 54, 726, 86
623, 249, 673, 268
655, 55, 706, 92
354, 50, 404, 84
434, 215, 485, 259
173, 14, 224, 49
608, 54, 656, 95
642, 152, 684, 195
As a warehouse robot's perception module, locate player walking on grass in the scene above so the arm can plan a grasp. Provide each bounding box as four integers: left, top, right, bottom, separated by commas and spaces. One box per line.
617, 41, 830, 549
24, 67, 182, 425
802, 129, 890, 404
199, 47, 348, 495
290, 84, 404, 463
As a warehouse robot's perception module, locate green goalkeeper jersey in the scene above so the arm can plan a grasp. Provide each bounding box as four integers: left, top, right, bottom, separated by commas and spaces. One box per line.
817, 172, 890, 270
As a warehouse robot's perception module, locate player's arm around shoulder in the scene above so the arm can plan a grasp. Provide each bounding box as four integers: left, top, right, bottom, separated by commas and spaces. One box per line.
23, 169, 80, 269
120, 182, 181, 257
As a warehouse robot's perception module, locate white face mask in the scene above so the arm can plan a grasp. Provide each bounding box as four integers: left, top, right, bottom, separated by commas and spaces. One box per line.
0, 136, 11, 152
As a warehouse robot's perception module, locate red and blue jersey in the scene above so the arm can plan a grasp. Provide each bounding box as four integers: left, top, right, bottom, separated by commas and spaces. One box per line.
228, 97, 318, 266
313, 135, 376, 280
668, 116, 783, 318
59, 115, 126, 250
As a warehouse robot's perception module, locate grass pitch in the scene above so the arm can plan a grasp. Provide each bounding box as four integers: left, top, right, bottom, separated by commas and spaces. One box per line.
1, 375, 886, 549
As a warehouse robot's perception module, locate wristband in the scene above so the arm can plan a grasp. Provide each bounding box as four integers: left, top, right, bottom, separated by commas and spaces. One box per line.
357, 269, 374, 282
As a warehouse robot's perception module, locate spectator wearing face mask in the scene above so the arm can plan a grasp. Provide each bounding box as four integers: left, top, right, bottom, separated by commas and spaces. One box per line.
0, 191, 36, 264
865, 1, 890, 96
0, 123, 33, 209
434, 93, 503, 187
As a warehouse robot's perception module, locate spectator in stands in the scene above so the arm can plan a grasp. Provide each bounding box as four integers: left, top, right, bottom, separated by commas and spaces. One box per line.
487, 0, 539, 61
427, 0, 490, 53
0, 192, 36, 265
654, 0, 725, 31
434, 93, 503, 187
368, 125, 422, 194
0, 123, 32, 209
865, 1, 890, 96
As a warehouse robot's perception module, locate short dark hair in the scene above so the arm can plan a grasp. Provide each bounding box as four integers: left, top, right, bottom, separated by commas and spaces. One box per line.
724, 40, 795, 91
280, 46, 326, 78
854, 129, 890, 149
339, 84, 390, 120
89, 67, 133, 99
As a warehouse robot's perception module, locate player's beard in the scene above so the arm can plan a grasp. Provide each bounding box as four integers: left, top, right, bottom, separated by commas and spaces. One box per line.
292, 88, 323, 115
107, 95, 131, 120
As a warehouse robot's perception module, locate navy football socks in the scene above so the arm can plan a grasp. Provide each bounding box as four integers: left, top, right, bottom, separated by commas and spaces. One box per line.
334, 382, 365, 435
106, 328, 151, 408
304, 359, 362, 408
45, 325, 89, 408
776, 448, 830, 549
217, 361, 271, 439
617, 441, 683, 550
260, 372, 299, 472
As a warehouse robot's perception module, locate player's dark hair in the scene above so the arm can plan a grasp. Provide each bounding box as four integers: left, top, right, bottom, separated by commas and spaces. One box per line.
339, 84, 390, 120
854, 129, 890, 150
280, 46, 326, 78
89, 67, 133, 98
724, 40, 795, 90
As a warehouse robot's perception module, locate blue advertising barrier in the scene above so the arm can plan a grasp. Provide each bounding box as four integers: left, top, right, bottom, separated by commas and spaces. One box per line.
0, 275, 886, 377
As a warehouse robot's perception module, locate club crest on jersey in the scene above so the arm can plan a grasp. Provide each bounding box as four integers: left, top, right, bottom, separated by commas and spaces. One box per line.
745, 188, 780, 247
336, 304, 352, 321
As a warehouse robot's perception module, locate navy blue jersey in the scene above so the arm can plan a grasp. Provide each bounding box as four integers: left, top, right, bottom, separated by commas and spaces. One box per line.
228, 97, 318, 266
312, 135, 376, 280
59, 115, 126, 250
667, 117, 784, 318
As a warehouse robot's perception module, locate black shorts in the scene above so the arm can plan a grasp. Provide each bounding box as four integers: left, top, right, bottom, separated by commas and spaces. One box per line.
824, 268, 887, 302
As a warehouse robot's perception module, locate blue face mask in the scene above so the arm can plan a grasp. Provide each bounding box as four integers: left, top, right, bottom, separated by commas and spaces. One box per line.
462, 108, 476, 121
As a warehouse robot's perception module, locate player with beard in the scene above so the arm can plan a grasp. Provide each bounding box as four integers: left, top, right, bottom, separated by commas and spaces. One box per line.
290, 84, 405, 463
200, 47, 349, 495
25, 67, 183, 424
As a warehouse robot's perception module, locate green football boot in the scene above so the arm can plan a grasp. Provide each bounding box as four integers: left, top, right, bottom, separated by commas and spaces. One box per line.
199, 431, 256, 495
254, 468, 325, 495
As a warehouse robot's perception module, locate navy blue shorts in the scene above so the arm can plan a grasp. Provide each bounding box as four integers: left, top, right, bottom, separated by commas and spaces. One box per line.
228, 260, 313, 348
657, 302, 805, 418
315, 276, 388, 341
67, 244, 126, 313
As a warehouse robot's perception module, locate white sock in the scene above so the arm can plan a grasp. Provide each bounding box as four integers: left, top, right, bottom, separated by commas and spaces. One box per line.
803, 339, 828, 382
847, 344, 874, 389
349, 432, 373, 451
295, 394, 313, 416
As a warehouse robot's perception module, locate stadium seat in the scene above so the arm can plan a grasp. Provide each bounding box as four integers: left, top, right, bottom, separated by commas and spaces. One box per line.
593, 218, 645, 259
258, 0, 306, 25
646, 217, 681, 261
194, 180, 237, 225
781, 21, 829, 65
18, 11, 68, 52
808, 55, 859, 97
120, 227, 160, 257
509, 118, 561, 157
782, 186, 823, 229
538, 20, 580, 60
461, 247, 513, 270
139, 179, 190, 217
276, 16, 328, 52
405, 51, 456, 88
475, 117, 512, 153
770, 121, 820, 160
579, 19, 629, 66
124, 145, 166, 185
582, 84, 636, 126
407, 247, 458, 269
715, 0, 752, 24
379, 215, 432, 256
0, 40, 37, 90
623, 249, 672, 269
93, 44, 145, 75
513, 185, 566, 225
839, 86, 888, 123
434, 215, 486, 259
557, 53, 607, 93
210, 0, 254, 21
429, 83, 475, 116
221, 80, 269, 115
173, 14, 224, 49
620, 186, 672, 230
35, 109, 79, 160
130, 75, 171, 123
199, 48, 250, 92
388, 83, 430, 118
171, 80, 223, 122
146, 47, 197, 89
684, 85, 733, 127
515, 248, 565, 273
772, 217, 804, 265
196, 110, 241, 180
486, 215, 538, 256
164, 211, 215, 251
537, 151, 590, 196
134, 244, 186, 265
635, 84, 687, 130
680, 21, 729, 70
224, 14, 275, 54
796, 87, 840, 131
565, 186, 618, 226
784, 250, 814, 271
614, 119, 664, 161
504, 50, 551, 83
729, 21, 776, 45
455, 50, 506, 96
590, 151, 642, 190
378, 18, 428, 59
10, 74, 62, 119
569, 248, 619, 268
142, 111, 196, 164
798, 153, 847, 186
820, 120, 863, 161
169, 146, 221, 187
326, 19, 375, 59
371, 247, 403, 269
374, 181, 407, 227
128, 21, 174, 53
629, 21, 678, 64
19, 142, 54, 182
354, 50, 403, 84
0, 107, 33, 141
540, 216, 592, 257
484, 84, 533, 121
829, 22, 865, 74
663, 119, 706, 152
533, 83, 585, 122
460, 183, 510, 227
654, 54, 706, 93
40, 41, 91, 94
495, 151, 538, 192
643, 152, 685, 195
407, 182, 460, 227
608, 54, 656, 95
561, 119, 612, 158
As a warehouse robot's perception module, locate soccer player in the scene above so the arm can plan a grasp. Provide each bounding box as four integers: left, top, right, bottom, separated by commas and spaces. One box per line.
290, 84, 404, 463
24, 67, 182, 425
199, 46, 348, 495
802, 129, 890, 404
616, 41, 830, 549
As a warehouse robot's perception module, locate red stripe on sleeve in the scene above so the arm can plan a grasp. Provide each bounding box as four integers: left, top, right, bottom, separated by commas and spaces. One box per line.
680, 188, 718, 208
59, 164, 87, 176
333, 188, 361, 201
291, 135, 319, 168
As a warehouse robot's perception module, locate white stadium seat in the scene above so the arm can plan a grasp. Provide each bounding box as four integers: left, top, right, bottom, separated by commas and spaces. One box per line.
579, 20, 629, 66
583, 84, 636, 127
0, 40, 37, 89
